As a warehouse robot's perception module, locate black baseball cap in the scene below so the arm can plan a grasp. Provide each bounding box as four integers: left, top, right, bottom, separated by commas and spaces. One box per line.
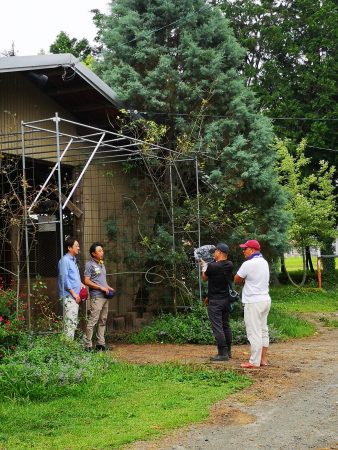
216, 243, 229, 254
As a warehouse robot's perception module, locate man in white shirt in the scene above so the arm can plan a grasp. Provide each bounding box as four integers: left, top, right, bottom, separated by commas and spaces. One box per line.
234, 239, 271, 369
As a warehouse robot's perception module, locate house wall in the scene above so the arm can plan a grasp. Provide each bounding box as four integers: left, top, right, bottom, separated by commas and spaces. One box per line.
0, 72, 78, 164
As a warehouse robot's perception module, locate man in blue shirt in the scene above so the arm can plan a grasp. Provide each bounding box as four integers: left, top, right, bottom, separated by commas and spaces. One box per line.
58, 236, 85, 339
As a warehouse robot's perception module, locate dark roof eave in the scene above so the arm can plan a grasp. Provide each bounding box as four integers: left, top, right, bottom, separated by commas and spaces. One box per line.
0, 54, 123, 111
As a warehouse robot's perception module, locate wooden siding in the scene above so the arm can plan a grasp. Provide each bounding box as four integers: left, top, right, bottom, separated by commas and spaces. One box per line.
0, 72, 79, 164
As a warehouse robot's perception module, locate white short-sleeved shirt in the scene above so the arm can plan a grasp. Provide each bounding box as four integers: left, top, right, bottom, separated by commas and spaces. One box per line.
237, 255, 271, 304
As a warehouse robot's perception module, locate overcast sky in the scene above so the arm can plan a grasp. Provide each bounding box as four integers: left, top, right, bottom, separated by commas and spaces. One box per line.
0, 0, 110, 56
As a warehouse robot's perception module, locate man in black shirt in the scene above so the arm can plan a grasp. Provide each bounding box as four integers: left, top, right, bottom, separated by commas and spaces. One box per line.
201, 243, 233, 361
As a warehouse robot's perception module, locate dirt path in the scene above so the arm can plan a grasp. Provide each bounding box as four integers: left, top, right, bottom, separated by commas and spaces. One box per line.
113, 320, 338, 450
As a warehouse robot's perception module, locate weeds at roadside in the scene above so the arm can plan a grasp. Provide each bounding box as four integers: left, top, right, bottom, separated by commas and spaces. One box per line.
318, 316, 338, 328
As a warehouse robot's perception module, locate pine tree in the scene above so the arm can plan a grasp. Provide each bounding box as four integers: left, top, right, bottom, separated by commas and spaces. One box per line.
94, 0, 288, 256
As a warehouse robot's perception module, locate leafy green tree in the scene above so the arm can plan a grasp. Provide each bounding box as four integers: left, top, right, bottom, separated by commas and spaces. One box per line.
275, 138, 337, 285
221, 0, 338, 174
94, 0, 288, 260
49, 31, 92, 60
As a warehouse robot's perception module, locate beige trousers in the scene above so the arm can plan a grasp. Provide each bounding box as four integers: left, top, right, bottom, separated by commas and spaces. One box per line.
64, 296, 79, 340
84, 297, 109, 347
244, 300, 271, 366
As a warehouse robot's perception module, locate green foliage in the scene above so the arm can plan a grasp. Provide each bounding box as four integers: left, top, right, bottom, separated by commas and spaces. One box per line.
0, 287, 26, 358
143, 225, 187, 266
82, 54, 95, 70
278, 270, 315, 286
128, 285, 337, 344
31, 276, 62, 332
128, 301, 282, 344
275, 138, 337, 251
122, 160, 134, 173
0, 334, 113, 401
222, 0, 338, 165
49, 31, 92, 60
123, 248, 143, 269
105, 216, 118, 241
277, 267, 338, 289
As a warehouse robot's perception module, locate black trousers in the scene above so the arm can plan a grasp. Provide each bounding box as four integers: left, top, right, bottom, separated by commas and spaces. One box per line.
208, 298, 232, 348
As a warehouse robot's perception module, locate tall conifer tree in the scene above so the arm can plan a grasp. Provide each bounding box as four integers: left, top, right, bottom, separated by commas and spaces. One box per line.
95, 0, 288, 254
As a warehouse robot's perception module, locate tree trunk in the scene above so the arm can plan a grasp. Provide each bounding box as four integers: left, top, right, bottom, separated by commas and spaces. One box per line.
305, 246, 315, 273
321, 240, 336, 282
280, 254, 287, 276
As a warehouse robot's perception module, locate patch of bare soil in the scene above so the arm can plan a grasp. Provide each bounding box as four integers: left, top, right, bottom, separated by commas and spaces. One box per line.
110, 314, 338, 450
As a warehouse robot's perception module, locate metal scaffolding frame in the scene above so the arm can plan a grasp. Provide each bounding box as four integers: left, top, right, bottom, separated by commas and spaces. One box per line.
19, 113, 202, 328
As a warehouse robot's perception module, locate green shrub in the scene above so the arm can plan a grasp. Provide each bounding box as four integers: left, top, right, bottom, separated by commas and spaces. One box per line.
128, 302, 282, 345
0, 287, 26, 358
0, 334, 114, 401
31, 276, 62, 333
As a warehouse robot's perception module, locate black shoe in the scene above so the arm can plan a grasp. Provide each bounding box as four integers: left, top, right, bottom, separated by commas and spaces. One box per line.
210, 354, 229, 362
95, 344, 107, 351
84, 347, 93, 352
210, 345, 229, 362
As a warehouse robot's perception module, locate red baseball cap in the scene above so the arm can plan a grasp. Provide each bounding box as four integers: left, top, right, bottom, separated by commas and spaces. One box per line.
239, 239, 261, 250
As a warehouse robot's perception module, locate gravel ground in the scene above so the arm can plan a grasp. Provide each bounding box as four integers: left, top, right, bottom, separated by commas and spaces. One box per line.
117, 319, 338, 450
166, 365, 338, 450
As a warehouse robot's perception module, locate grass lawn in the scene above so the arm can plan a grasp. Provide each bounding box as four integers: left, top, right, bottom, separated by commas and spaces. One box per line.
283, 256, 304, 271
1, 283, 337, 449
0, 363, 250, 449
268, 285, 338, 338
271, 286, 338, 313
